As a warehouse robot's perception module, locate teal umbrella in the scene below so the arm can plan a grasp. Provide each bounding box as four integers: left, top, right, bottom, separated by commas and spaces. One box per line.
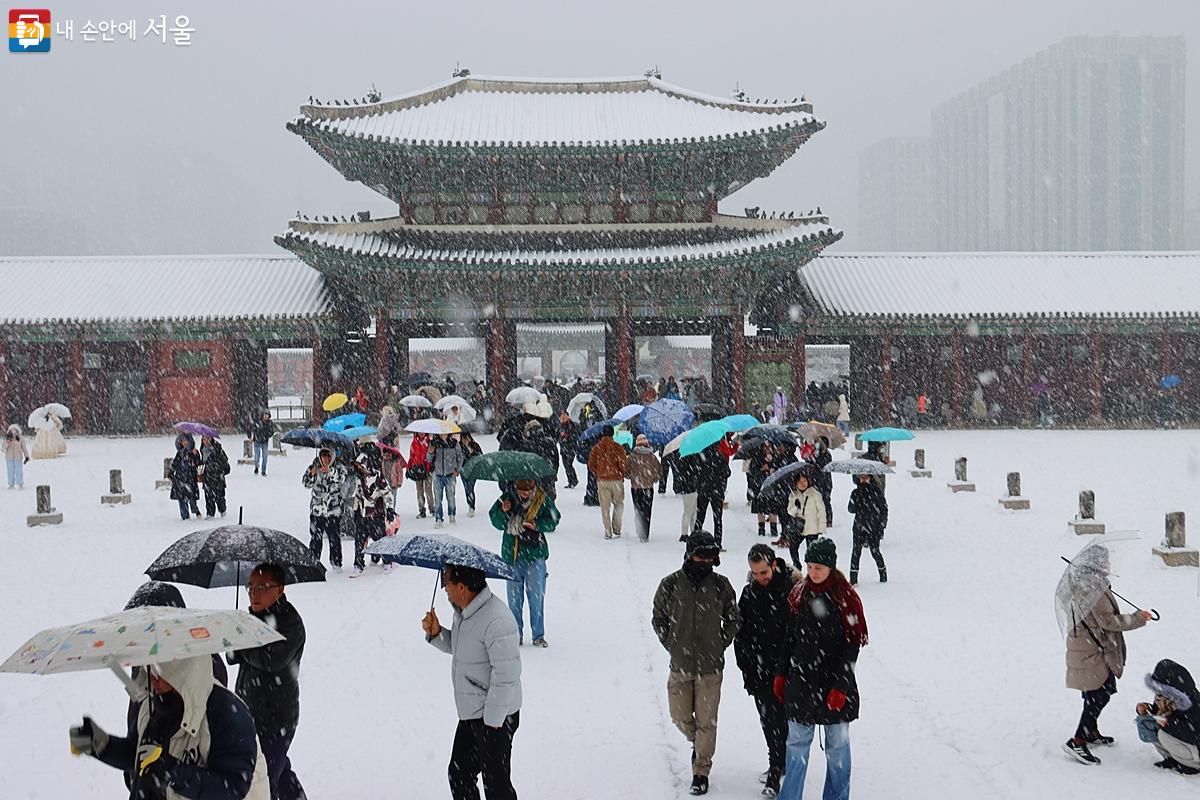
859, 427, 914, 442
461, 451, 553, 482
680, 420, 732, 457
614, 430, 634, 448
721, 414, 761, 433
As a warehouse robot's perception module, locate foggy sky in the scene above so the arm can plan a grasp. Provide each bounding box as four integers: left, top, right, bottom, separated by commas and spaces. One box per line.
2, 0, 1196, 255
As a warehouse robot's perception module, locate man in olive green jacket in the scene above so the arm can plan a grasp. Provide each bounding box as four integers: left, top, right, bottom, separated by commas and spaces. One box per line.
652, 530, 741, 796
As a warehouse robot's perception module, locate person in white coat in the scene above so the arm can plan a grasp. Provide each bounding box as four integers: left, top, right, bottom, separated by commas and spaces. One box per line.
422, 563, 523, 800
836, 394, 851, 437
785, 473, 827, 570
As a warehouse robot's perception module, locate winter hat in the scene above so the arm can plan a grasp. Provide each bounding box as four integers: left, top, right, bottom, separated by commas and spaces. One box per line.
635, 434, 650, 448
685, 530, 721, 563
804, 537, 837, 569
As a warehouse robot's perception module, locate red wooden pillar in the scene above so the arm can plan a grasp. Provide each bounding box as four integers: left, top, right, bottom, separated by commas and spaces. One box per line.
487, 311, 509, 424
952, 330, 964, 422
615, 305, 633, 405
730, 306, 746, 413
789, 333, 806, 414
373, 309, 390, 407
69, 339, 85, 433
881, 333, 894, 423
1090, 331, 1104, 422
1021, 328, 1034, 425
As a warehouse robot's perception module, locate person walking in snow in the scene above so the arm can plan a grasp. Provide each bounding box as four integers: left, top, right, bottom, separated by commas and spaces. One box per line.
227, 563, 307, 799
430, 433, 464, 528
199, 434, 230, 518
771, 387, 788, 425
847, 473, 887, 585
735, 545, 798, 797
251, 411, 275, 476
785, 473, 826, 571
169, 433, 201, 520
836, 394, 851, 437
459, 432, 483, 517
692, 442, 731, 551
1062, 548, 1154, 765
558, 412, 580, 489
421, 563, 523, 800
627, 434, 661, 541
748, 441, 781, 540
652, 531, 741, 796
810, 437, 834, 527
4, 423, 29, 489
491, 478, 560, 647
351, 444, 393, 576
304, 447, 349, 572
774, 538, 867, 800
408, 432, 435, 519
587, 425, 628, 539
1137, 659, 1200, 774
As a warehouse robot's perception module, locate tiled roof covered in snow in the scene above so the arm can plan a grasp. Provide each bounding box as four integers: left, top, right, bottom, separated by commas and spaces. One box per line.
292, 75, 819, 147
800, 252, 1200, 319
0, 255, 331, 325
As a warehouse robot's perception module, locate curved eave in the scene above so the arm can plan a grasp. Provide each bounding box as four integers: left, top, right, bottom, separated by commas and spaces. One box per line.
805, 310, 1200, 323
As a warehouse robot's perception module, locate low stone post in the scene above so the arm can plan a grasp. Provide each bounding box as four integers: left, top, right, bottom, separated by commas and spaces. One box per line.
909, 447, 931, 478
1068, 489, 1106, 535
948, 456, 975, 493
28, 484, 63, 526
269, 432, 286, 456
1153, 512, 1198, 567
851, 434, 865, 457
155, 457, 172, 490
237, 438, 255, 465
999, 471, 1029, 510
101, 468, 131, 505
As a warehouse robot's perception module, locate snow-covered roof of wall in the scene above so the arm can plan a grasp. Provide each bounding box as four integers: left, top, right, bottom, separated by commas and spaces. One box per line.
294, 75, 819, 147
801, 252, 1200, 319
0, 255, 331, 325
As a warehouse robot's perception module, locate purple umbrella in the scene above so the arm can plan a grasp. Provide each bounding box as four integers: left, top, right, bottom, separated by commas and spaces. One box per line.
1028, 383, 1051, 395
173, 421, 219, 439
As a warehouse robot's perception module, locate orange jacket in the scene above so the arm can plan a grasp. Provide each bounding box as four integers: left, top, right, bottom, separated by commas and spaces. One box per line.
588, 437, 629, 481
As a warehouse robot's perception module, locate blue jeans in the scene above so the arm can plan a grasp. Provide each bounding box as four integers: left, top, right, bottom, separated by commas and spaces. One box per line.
778, 720, 851, 800
5, 456, 22, 488
177, 495, 200, 520
433, 473, 457, 521
461, 478, 477, 511
253, 441, 268, 473
837, 420, 850, 436
506, 557, 547, 642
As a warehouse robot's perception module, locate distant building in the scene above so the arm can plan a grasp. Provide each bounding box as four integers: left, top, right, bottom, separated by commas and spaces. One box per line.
857, 137, 933, 250
1187, 202, 1200, 249
931, 34, 1186, 251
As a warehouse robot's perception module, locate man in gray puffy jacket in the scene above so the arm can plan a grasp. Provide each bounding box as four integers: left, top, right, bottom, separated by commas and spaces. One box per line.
422, 563, 522, 800
431, 433, 465, 528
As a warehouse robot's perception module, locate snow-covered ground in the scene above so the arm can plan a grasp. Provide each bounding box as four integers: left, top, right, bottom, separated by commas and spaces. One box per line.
1, 429, 1198, 798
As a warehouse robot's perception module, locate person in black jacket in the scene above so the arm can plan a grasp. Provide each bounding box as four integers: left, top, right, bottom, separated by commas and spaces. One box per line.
1139, 659, 1200, 774
734, 545, 798, 797
200, 435, 231, 519
251, 411, 275, 476
169, 433, 201, 520
559, 412, 580, 489
811, 438, 834, 526
774, 538, 867, 800
847, 474, 887, 585
227, 563, 307, 800
692, 443, 730, 550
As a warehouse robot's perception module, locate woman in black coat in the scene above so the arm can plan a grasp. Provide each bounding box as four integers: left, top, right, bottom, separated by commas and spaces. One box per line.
734, 547, 797, 795
169, 433, 201, 520
811, 438, 834, 525
847, 473, 887, 584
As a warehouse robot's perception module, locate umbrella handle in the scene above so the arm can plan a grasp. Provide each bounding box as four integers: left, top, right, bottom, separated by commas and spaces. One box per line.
430, 567, 440, 611
1150, 608, 1161, 621
105, 656, 147, 703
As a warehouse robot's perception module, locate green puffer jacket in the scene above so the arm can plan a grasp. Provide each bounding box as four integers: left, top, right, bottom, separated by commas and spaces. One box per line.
652, 568, 740, 676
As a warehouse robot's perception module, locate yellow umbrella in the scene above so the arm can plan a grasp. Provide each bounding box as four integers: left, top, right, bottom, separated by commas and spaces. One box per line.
322, 393, 349, 412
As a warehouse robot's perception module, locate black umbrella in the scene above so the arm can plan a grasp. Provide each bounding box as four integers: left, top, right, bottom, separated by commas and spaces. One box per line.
760, 460, 820, 496
740, 424, 797, 445
145, 520, 325, 606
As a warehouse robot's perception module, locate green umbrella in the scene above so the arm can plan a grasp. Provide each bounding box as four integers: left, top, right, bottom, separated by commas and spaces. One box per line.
461, 451, 553, 482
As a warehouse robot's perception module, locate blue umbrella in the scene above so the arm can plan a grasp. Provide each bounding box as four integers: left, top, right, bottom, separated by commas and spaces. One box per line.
1161, 374, 1182, 389
613, 404, 645, 422
859, 427, 915, 442
638, 399, 695, 447
578, 418, 622, 444
365, 534, 518, 608
680, 420, 732, 457
281, 428, 355, 456
339, 425, 378, 440
323, 412, 366, 432
721, 414, 761, 433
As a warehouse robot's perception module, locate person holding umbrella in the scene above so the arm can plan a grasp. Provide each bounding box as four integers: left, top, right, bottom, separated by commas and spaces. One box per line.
352, 444, 394, 575
421, 563, 523, 800
785, 472, 826, 571
1061, 545, 1154, 765
693, 442, 731, 551
847, 473, 887, 585
627, 434, 662, 542
169, 432, 201, 520
408, 432, 435, 519
490, 478, 560, 647
304, 447, 350, 572
200, 434, 230, 519
226, 563, 307, 799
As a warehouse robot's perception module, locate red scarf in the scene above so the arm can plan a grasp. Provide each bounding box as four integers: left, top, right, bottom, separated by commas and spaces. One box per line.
788, 570, 869, 648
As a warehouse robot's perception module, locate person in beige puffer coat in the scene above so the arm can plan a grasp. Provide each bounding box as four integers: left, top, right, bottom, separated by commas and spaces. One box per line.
1062, 557, 1154, 765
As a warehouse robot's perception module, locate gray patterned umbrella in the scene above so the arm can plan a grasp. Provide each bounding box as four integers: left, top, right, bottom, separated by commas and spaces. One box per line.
145, 524, 326, 589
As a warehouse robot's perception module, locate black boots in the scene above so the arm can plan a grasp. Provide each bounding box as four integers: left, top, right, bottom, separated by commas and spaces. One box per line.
770, 522, 779, 538
690, 775, 709, 795
757, 522, 766, 537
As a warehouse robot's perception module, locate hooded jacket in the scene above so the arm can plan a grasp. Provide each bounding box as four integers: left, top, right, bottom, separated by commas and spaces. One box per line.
693, 446, 731, 497
169, 435, 199, 501
847, 480, 888, 544
200, 441, 230, 493
227, 595, 306, 733
626, 446, 662, 489
428, 587, 523, 727
734, 558, 798, 693
1145, 659, 1200, 747
1064, 590, 1146, 692
430, 435, 464, 477
97, 654, 269, 800
302, 452, 349, 517
3, 424, 28, 460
